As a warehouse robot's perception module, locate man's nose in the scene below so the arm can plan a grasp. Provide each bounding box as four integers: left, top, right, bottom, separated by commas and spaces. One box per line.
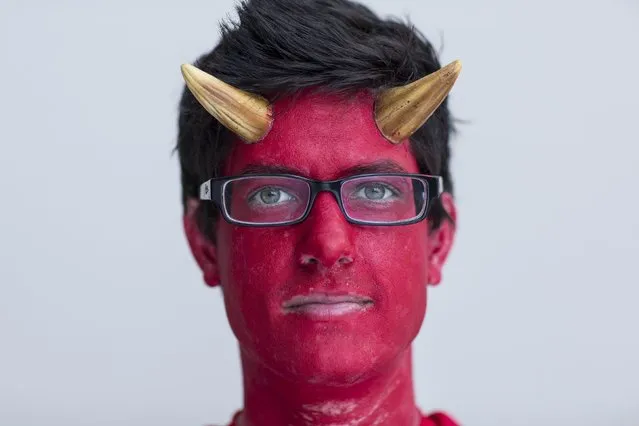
297, 192, 355, 271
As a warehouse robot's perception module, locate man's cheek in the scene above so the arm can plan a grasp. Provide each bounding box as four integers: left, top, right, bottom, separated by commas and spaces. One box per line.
227, 228, 298, 299
358, 228, 428, 313
360, 227, 428, 278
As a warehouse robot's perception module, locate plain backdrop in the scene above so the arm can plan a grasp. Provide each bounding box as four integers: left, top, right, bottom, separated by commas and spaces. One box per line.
1, 0, 638, 425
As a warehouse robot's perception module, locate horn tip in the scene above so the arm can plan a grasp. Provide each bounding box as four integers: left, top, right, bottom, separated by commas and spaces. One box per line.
447, 59, 462, 75
439, 59, 462, 84
180, 63, 196, 77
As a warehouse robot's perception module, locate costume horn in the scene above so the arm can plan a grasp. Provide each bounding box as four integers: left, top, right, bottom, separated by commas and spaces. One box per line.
180, 64, 273, 143
375, 60, 462, 144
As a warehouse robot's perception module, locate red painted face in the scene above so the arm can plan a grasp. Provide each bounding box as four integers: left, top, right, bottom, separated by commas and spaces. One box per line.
216, 90, 433, 384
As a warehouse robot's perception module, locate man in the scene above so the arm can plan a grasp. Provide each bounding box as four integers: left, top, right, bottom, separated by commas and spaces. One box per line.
176, 0, 461, 424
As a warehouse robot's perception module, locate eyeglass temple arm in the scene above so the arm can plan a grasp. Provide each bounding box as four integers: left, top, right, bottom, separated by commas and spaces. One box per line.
436, 176, 444, 196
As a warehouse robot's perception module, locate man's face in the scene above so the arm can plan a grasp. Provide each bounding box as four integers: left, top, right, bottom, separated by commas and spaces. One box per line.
196, 90, 453, 384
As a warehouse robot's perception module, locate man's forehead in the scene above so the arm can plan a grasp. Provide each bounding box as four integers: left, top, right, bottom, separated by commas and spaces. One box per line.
237, 159, 410, 178
224, 90, 420, 178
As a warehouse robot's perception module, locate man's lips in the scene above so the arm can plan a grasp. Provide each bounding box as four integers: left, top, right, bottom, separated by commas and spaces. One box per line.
282, 293, 373, 317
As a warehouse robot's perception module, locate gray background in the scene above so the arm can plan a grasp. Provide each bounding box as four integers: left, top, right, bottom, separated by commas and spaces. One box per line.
1, 0, 638, 425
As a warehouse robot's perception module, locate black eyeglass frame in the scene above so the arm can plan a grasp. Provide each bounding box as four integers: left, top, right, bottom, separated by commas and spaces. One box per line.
199, 173, 444, 227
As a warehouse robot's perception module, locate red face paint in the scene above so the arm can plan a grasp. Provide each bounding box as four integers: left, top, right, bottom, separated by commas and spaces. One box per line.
215, 90, 436, 425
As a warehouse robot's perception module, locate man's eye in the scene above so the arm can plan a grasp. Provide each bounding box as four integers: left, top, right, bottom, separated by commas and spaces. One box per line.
249, 187, 295, 205
354, 183, 397, 201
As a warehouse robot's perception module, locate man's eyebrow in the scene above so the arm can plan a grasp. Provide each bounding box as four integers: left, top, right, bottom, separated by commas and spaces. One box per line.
339, 160, 408, 177
239, 164, 303, 175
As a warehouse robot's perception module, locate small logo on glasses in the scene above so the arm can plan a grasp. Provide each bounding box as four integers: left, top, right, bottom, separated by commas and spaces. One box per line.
200, 182, 211, 200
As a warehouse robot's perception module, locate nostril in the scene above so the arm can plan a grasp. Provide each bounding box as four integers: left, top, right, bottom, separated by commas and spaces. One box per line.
299, 254, 353, 267
300, 254, 319, 265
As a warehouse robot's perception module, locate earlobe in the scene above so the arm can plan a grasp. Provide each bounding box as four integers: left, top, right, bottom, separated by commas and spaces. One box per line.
427, 193, 457, 286
183, 198, 220, 288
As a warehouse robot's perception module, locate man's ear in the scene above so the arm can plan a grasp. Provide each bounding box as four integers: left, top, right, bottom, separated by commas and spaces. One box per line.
183, 198, 220, 287
427, 193, 457, 286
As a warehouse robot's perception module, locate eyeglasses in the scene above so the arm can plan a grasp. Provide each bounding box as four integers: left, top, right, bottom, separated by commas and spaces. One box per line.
199, 173, 443, 227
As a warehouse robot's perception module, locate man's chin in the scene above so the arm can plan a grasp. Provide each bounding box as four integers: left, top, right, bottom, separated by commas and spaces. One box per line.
261, 343, 398, 387
237, 313, 420, 386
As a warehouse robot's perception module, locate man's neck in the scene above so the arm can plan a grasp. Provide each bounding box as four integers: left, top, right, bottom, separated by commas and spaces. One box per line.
237, 347, 420, 426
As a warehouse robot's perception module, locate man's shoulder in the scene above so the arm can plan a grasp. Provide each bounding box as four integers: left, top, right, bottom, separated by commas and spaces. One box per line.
217, 410, 460, 426
220, 410, 242, 426
422, 411, 460, 426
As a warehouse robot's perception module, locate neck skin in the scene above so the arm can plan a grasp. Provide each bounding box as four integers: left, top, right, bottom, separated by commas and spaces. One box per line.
236, 347, 420, 426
